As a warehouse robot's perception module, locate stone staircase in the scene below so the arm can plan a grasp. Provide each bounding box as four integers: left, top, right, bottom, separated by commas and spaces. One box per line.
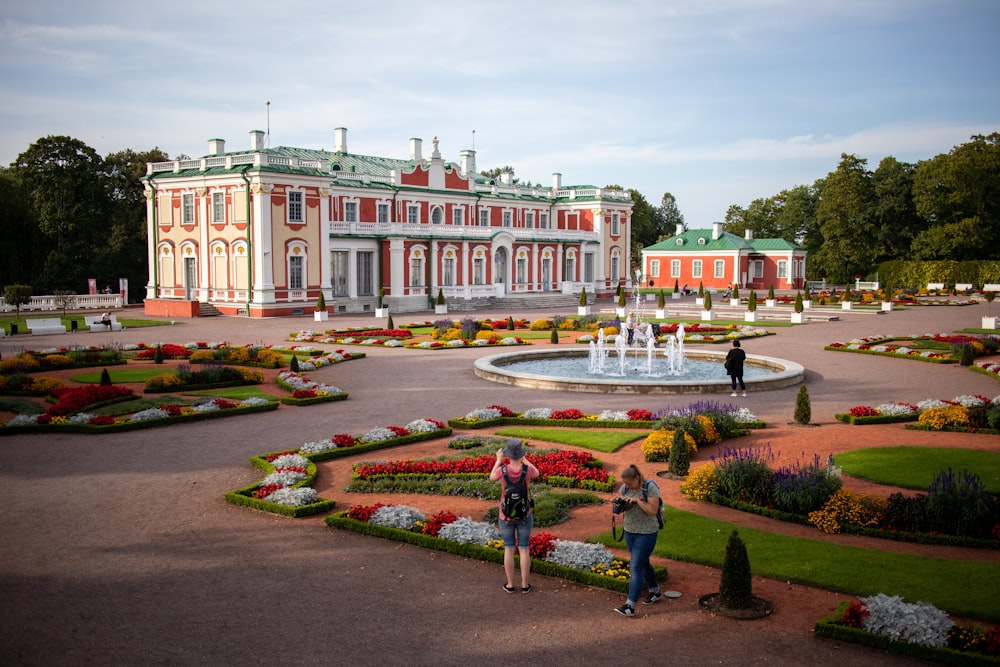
198, 302, 223, 317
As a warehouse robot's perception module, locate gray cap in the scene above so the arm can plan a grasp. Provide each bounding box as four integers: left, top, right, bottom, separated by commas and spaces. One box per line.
503, 438, 525, 460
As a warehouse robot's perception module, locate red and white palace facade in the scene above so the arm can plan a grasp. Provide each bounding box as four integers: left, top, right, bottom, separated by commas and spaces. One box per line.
143, 128, 633, 317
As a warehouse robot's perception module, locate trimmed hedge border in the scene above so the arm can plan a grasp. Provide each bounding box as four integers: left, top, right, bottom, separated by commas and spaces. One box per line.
279, 392, 349, 406
0, 400, 279, 435
824, 345, 957, 364
144, 380, 260, 394
815, 601, 1000, 666
834, 413, 920, 425
447, 416, 765, 432
325, 511, 668, 594
905, 424, 1000, 436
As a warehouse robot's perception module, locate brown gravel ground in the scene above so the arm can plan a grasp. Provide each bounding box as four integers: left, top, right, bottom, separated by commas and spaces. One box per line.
1, 297, 999, 666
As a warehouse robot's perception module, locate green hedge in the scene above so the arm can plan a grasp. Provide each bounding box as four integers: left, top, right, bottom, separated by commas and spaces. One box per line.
325, 512, 668, 593
254, 428, 454, 464
279, 392, 349, 406
224, 453, 336, 518
834, 413, 920, 425
815, 601, 1000, 666
824, 346, 957, 364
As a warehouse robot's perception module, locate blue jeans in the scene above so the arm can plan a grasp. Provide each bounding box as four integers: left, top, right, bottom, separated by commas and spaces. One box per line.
624, 530, 659, 605
499, 514, 534, 548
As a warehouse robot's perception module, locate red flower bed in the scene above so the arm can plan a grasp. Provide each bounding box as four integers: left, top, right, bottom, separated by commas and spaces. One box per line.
252, 484, 283, 499
331, 433, 357, 448
292, 389, 318, 399
46, 385, 136, 416
422, 510, 458, 536
627, 408, 654, 422
347, 503, 387, 522
849, 406, 878, 417
353, 450, 609, 485
134, 344, 192, 359
551, 408, 585, 420
487, 404, 516, 417
529, 532, 556, 558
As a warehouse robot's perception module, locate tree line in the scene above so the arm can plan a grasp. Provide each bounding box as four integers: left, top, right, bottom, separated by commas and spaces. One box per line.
0, 136, 169, 302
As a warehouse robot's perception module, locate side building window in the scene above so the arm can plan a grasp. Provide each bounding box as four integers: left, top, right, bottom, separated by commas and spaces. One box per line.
182, 193, 194, 224
212, 191, 225, 223
288, 191, 304, 223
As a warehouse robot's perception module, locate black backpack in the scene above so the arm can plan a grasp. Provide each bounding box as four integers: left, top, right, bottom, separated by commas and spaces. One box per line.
643, 480, 664, 530
501, 465, 531, 520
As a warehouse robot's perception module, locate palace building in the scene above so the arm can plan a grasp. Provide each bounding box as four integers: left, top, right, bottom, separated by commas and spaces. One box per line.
142, 128, 634, 318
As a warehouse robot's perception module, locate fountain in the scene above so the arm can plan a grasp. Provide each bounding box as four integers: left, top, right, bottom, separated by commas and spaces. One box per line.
474, 271, 805, 394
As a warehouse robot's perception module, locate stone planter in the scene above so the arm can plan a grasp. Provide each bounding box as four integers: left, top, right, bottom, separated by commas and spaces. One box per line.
802, 299, 812, 309
616, 307, 627, 317
435, 304, 448, 315
729, 298, 740, 307
881, 301, 893, 312
790, 311, 805, 323
375, 307, 390, 318
982, 316, 997, 329
700, 309, 713, 321
765, 299, 776, 308
744, 311, 758, 323
577, 306, 591, 316
655, 308, 666, 319
841, 301, 853, 311
695, 297, 704, 307
672, 292, 681, 300
313, 311, 329, 322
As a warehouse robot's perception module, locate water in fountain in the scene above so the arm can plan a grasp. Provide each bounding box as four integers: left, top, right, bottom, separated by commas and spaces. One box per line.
587, 290, 691, 378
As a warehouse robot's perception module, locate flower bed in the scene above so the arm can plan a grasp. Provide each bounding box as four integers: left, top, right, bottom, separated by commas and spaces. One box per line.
406, 336, 527, 349
352, 448, 613, 492
836, 394, 1000, 433
816, 598, 1000, 665
825, 333, 999, 364
448, 403, 765, 432
1, 396, 279, 435
325, 504, 667, 594
275, 369, 348, 405
224, 451, 336, 518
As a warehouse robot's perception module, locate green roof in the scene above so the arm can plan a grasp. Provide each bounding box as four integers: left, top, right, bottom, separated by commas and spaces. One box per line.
644, 229, 803, 252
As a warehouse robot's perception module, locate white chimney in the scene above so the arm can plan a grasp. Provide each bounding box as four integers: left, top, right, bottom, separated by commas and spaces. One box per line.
745, 228, 753, 240
410, 138, 423, 161
552, 172, 562, 191
250, 130, 265, 150
208, 138, 225, 155
500, 171, 512, 185
675, 222, 684, 236
712, 222, 723, 240
459, 149, 476, 176
334, 127, 348, 153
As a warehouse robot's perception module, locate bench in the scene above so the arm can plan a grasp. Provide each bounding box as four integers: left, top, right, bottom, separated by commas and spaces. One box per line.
926, 282, 945, 290
956, 282, 973, 292
26, 318, 67, 335
982, 283, 1000, 292
84, 314, 123, 332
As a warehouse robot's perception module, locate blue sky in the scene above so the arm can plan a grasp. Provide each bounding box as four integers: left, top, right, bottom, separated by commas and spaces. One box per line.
1, 0, 998, 226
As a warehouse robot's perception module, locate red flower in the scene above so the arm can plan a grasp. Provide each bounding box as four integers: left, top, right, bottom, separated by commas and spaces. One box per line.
529, 532, 556, 558
348, 503, 387, 522
838, 600, 870, 628
331, 433, 357, 448
849, 406, 878, 417
627, 408, 653, 422
422, 510, 458, 536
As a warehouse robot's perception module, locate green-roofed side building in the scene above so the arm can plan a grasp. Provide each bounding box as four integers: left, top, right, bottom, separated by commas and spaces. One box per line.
640, 222, 807, 293
142, 129, 633, 317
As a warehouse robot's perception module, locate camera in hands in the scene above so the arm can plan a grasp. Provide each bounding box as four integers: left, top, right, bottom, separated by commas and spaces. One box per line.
612, 497, 633, 514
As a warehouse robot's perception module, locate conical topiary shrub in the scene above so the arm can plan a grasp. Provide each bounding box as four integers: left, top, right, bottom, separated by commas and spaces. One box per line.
579, 287, 588, 307
698, 282, 704, 298
842, 285, 851, 302
154, 344, 163, 365
387, 315, 394, 330
794, 385, 811, 424
316, 291, 326, 312
657, 289, 665, 309
703, 291, 713, 311
767, 284, 775, 300
747, 289, 757, 312
507, 316, 515, 330
668, 428, 690, 477
732, 284, 739, 300
550, 329, 559, 344
436, 289, 445, 306
618, 289, 626, 308
673, 279, 679, 294
99, 368, 112, 387
718, 530, 753, 610
290, 355, 300, 373
794, 292, 804, 313
377, 288, 385, 308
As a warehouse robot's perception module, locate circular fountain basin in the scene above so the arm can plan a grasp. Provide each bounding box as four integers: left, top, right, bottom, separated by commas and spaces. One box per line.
474, 349, 804, 394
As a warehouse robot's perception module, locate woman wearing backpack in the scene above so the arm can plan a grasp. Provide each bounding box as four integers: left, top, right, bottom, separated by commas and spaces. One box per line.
613, 464, 663, 616
489, 439, 540, 593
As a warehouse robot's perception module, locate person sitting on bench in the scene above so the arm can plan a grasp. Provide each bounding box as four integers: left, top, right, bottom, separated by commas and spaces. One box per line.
100, 312, 113, 328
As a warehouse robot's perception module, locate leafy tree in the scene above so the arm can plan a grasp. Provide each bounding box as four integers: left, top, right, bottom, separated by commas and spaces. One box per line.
872, 157, 923, 261
0, 170, 45, 287
658, 192, 684, 237
10, 136, 109, 292
3, 283, 32, 318
811, 154, 878, 282
911, 133, 1000, 261
627, 189, 662, 268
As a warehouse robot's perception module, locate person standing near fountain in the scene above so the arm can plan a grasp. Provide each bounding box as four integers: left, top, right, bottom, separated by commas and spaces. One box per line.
725, 339, 747, 396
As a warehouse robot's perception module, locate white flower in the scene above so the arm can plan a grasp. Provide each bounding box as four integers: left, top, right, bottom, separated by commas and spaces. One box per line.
952, 394, 987, 407
598, 410, 630, 421
523, 407, 553, 419
405, 418, 442, 433
545, 540, 614, 570
861, 594, 953, 648
9, 414, 39, 425
874, 403, 918, 416
240, 397, 271, 407
191, 401, 221, 413
464, 408, 502, 421
265, 487, 319, 506
369, 505, 425, 530
270, 453, 309, 469
129, 407, 171, 422
299, 439, 337, 454
384, 340, 403, 347
448, 339, 466, 347
436, 517, 499, 545
500, 337, 521, 345
66, 412, 94, 424
360, 426, 400, 443
261, 470, 306, 487
730, 407, 760, 423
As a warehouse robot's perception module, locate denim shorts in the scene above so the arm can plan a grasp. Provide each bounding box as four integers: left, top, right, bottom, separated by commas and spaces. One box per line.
498, 514, 534, 548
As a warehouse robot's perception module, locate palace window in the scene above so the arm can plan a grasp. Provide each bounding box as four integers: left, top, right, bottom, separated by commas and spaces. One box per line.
431, 206, 443, 224
344, 201, 358, 223
410, 256, 423, 287
692, 260, 703, 278
289, 255, 303, 289
650, 260, 660, 277
714, 260, 725, 278
539, 212, 548, 229
502, 211, 512, 227
611, 212, 620, 236
473, 258, 484, 285
452, 207, 464, 225
479, 209, 489, 226
182, 193, 194, 224
377, 203, 390, 223
288, 191, 303, 223
443, 258, 454, 286
670, 260, 680, 277
211, 192, 225, 223
357, 251, 374, 296
525, 212, 534, 229
407, 205, 419, 224
331, 251, 348, 296
516, 258, 527, 284
778, 260, 788, 278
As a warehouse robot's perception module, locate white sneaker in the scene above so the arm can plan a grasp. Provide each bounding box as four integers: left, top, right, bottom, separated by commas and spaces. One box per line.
742, 392, 747, 397
731, 392, 738, 397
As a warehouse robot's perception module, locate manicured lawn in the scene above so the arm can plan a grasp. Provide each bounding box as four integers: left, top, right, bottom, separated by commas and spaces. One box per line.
496, 427, 644, 453
834, 446, 1000, 493
71, 369, 167, 383
592, 505, 999, 622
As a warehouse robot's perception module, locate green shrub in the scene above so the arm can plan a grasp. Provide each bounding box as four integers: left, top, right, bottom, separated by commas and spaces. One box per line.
794, 385, 811, 424
668, 428, 691, 476
718, 530, 753, 609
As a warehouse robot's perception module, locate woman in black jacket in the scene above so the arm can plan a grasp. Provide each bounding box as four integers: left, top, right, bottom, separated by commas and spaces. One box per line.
725, 339, 747, 396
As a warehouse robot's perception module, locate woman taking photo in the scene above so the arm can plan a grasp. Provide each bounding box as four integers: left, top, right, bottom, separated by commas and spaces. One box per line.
613, 464, 663, 616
